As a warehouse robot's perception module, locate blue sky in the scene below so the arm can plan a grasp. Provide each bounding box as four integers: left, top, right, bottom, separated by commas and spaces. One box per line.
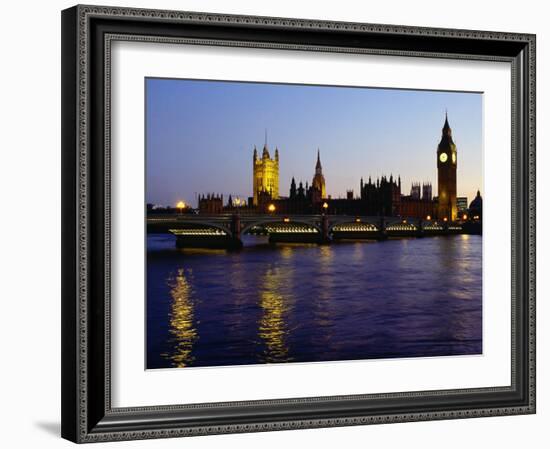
146, 78, 482, 207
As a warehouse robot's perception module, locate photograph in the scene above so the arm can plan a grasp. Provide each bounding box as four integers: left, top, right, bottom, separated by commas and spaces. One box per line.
145, 78, 484, 369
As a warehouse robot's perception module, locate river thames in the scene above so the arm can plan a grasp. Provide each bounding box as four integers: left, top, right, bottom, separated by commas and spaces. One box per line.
146, 234, 482, 369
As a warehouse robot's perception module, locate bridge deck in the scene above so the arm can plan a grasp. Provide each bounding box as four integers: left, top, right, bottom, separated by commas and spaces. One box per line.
147, 213, 477, 248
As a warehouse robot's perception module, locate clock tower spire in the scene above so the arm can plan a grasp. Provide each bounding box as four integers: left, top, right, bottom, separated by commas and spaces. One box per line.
437, 112, 457, 221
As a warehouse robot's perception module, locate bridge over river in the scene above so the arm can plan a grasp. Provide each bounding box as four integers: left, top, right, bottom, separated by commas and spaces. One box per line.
147, 214, 478, 249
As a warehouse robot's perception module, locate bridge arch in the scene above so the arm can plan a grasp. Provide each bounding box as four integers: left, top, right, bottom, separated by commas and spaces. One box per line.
241, 219, 322, 236
167, 221, 233, 237
328, 220, 380, 233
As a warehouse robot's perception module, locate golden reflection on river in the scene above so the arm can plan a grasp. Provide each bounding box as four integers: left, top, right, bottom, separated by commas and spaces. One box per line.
258, 264, 294, 364
163, 268, 198, 367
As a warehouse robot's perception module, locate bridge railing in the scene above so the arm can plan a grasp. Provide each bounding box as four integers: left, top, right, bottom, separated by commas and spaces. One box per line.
147, 214, 467, 234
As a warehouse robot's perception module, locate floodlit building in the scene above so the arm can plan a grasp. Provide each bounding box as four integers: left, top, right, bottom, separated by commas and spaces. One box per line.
253, 142, 279, 205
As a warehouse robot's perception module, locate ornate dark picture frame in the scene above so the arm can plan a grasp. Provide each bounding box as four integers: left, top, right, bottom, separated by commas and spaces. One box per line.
61, 4, 536, 443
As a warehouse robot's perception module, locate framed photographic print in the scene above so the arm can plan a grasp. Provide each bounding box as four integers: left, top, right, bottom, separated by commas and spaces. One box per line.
61, 4, 536, 443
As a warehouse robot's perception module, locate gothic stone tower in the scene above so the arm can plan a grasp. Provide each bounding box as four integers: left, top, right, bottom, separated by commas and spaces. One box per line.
437, 113, 458, 221
253, 143, 279, 205
311, 149, 327, 199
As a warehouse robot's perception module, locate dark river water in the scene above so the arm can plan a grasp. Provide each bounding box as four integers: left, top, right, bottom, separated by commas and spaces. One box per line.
146, 234, 482, 369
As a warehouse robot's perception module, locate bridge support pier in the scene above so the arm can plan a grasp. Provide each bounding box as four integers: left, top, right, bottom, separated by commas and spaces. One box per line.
320, 214, 331, 244
229, 214, 243, 249
417, 218, 425, 237
377, 217, 388, 241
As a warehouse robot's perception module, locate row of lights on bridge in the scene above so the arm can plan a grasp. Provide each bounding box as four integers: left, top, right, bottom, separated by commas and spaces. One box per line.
176, 200, 477, 222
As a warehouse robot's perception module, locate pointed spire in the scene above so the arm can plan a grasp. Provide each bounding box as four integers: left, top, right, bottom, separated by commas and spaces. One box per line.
443, 110, 451, 134
275, 147, 279, 161
253, 145, 258, 161
262, 130, 270, 158
315, 148, 323, 175
439, 111, 454, 148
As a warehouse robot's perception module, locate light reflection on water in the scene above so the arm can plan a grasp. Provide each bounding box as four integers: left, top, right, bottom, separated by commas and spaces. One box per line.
258, 267, 293, 363
146, 235, 482, 369
161, 269, 197, 367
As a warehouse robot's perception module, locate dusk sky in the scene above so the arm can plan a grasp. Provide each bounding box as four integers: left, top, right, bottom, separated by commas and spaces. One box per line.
146, 78, 482, 208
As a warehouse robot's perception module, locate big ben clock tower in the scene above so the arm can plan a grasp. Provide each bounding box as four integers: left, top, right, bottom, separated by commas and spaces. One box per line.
437, 113, 457, 221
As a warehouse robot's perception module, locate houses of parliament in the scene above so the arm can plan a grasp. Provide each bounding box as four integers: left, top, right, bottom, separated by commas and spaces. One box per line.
199, 115, 479, 220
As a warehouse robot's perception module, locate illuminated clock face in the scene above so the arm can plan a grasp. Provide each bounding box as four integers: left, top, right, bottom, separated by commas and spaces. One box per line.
439, 153, 448, 163
452, 152, 456, 163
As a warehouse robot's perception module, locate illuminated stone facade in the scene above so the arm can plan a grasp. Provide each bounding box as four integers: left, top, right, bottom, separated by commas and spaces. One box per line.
253, 144, 279, 205
437, 113, 458, 221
